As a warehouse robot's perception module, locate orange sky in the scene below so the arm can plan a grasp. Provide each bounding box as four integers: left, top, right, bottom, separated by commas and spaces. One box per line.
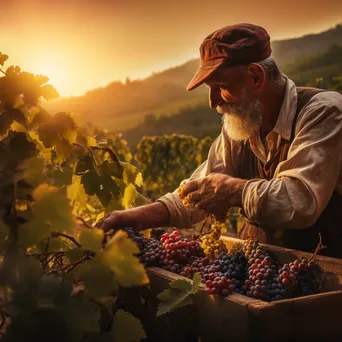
2, 0, 342, 97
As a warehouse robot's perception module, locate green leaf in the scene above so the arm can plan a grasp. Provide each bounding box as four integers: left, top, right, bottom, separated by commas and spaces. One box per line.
81, 170, 101, 196
76, 257, 117, 299
75, 155, 94, 174
66, 248, 85, 263
50, 167, 73, 187
103, 230, 149, 287
0, 111, 14, 136
78, 229, 103, 254
40, 84, 60, 100
169, 279, 192, 292
18, 156, 46, 186
156, 273, 202, 317
17, 250, 43, 288
98, 160, 123, 179
112, 309, 146, 342
191, 272, 202, 294
19, 185, 75, 247
9, 108, 27, 128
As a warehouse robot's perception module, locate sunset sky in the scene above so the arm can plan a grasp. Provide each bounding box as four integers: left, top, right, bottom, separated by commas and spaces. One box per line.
2, 0, 342, 97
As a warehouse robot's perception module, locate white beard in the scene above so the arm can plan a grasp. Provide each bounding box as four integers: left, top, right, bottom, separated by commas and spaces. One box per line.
217, 97, 263, 142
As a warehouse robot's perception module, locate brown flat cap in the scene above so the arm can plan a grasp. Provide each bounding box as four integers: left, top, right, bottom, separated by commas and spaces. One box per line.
187, 23, 272, 91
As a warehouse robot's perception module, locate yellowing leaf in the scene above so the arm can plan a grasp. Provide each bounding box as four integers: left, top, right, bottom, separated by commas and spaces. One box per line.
112, 310, 146, 342
135, 172, 143, 187
103, 230, 149, 287
78, 229, 103, 254
19, 184, 75, 246
123, 163, 143, 186
87, 136, 97, 146
122, 183, 137, 209
67, 176, 88, 214
55, 136, 72, 164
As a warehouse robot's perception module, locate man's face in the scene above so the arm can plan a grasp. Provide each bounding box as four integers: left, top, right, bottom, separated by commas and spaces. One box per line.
205, 67, 263, 142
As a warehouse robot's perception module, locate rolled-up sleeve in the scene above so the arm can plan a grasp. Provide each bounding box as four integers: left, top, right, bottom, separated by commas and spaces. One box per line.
242, 96, 342, 229
157, 131, 232, 228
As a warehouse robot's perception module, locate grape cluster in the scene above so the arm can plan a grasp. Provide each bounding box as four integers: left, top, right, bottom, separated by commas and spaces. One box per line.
205, 274, 235, 297
200, 222, 228, 258
159, 231, 204, 272
122, 228, 323, 302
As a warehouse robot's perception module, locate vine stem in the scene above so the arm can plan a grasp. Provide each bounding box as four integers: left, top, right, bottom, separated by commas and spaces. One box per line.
46, 256, 88, 274
27, 251, 66, 257
77, 216, 93, 229
51, 232, 81, 247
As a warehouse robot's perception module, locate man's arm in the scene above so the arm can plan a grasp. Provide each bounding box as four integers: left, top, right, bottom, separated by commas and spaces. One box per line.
243, 93, 342, 229
100, 202, 170, 232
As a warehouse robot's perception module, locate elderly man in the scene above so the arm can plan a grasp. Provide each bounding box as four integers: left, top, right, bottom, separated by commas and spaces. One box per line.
99, 23, 342, 258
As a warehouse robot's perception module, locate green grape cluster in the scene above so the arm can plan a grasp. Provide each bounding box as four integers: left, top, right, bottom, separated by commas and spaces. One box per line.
200, 222, 228, 258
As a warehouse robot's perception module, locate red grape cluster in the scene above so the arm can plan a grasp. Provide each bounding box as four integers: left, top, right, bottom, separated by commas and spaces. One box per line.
204, 274, 235, 297
159, 231, 204, 271
122, 229, 323, 302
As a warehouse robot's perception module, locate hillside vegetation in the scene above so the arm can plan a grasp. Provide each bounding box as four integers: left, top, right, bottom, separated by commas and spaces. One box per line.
42, 23, 342, 137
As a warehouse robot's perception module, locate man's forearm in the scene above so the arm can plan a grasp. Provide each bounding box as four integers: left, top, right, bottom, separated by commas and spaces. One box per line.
117, 202, 170, 231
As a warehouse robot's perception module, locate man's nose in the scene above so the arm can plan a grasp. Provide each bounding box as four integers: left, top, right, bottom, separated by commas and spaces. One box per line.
209, 88, 223, 109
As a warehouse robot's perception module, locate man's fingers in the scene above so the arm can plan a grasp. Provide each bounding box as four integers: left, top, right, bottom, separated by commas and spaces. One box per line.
181, 180, 199, 197
186, 191, 201, 203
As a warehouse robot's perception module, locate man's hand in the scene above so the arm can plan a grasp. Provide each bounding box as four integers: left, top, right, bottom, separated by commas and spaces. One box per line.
180, 173, 247, 218
95, 202, 170, 233
95, 211, 123, 233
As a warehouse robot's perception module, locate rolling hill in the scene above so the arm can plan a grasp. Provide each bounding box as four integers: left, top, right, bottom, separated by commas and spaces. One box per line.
42, 23, 342, 134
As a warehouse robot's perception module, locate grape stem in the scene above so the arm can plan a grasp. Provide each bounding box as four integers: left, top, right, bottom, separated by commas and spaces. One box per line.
309, 233, 327, 262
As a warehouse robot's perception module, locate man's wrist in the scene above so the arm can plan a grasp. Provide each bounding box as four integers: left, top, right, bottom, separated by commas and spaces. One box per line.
226, 177, 248, 207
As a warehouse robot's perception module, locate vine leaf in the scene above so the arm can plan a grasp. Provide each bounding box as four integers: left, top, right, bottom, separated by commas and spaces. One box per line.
40, 84, 59, 100
37, 112, 77, 164
156, 273, 202, 317
67, 176, 88, 213
19, 184, 76, 247
122, 183, 138, 209
112, 309, 146, 342
103, 230, 149, 287
50, 167, 73, 187
75, 257, 117, 299
66, 248, 84, 263
122, 162, 143, 187
0, 53, 9, 66
78, 229, 103, 254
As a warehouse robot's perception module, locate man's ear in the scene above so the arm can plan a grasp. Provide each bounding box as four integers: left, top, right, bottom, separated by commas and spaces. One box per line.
247, 63, 266, 89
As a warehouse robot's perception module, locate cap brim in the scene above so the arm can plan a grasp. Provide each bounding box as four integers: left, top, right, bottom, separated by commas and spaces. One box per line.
186, 58, 226, 91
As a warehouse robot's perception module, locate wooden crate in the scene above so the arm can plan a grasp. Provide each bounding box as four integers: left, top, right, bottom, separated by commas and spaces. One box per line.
144, 236, 342, 342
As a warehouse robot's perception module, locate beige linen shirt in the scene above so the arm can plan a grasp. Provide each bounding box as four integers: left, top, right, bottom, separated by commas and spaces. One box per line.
157, 77, 342, 231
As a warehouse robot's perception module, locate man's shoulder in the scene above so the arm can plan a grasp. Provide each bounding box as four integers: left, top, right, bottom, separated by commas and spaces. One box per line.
304, 89, 342, 109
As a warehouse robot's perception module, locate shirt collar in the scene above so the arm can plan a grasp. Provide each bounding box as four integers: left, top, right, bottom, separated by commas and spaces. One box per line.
272, 76, 298, 141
